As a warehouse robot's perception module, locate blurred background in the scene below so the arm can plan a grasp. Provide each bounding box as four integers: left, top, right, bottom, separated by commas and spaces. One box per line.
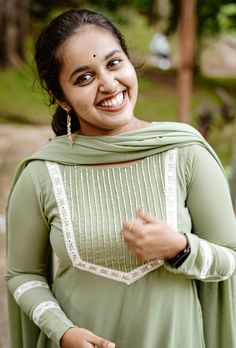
0, 0, 236, 346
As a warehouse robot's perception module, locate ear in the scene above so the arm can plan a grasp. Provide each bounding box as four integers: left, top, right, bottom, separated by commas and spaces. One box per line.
57, 101, 71, 112
49, 90, 71, 111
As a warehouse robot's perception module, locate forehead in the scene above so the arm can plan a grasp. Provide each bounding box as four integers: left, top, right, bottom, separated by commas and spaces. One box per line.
60, 25, 122, 64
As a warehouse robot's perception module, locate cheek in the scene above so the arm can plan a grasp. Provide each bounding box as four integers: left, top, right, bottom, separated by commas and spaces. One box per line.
124, 65, 138, 94
65, 88, 93, 110
126, 65, 137, 83
125, 67, 138, 104
71, 93, 99, 119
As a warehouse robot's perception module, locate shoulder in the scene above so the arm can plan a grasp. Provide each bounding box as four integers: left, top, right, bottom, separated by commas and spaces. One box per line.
27, 160, 48, 177
178, 143, 220, 168
12, 160, 47, 194
177, 142, 221, 171
176, 143, 224, 188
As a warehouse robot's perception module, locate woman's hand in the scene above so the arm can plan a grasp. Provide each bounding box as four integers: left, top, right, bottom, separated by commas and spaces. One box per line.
60, 327, 115, 348
121, 208, 187, 261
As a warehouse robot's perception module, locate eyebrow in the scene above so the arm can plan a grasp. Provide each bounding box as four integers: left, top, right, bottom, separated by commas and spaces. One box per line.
69, 49, 122, 81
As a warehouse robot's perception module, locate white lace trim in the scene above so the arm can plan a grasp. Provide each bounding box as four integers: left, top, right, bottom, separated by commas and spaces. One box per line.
46, 151, 177, 285
13, 281, 49, 303
165, 149, 177, 231
199, 243, 236, 282
222, 248, 236, 279
32, 301, 60, 326
66, 258, 164, 285
199, 240, 213, 278
46, 161, 80, 265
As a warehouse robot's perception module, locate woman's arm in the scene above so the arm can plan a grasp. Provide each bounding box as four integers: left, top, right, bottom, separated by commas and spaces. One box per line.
122, 145, 236, 281
6, 166, 76, 345
165, 144, 236, 280
6, 166, 115, 347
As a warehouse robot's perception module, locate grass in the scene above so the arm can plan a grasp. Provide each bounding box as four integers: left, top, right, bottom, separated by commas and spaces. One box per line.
0, 64, 50, 124
136, 70, 177, 122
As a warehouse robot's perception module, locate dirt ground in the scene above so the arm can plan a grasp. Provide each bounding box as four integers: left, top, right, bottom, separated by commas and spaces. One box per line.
0, 124, 53, 348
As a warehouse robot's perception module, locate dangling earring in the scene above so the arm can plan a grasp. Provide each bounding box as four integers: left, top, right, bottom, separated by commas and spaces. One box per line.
65, 107, 73, 147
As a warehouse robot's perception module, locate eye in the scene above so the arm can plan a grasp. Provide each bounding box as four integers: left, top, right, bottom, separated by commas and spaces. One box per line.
107, 58, 122, 69
74, 73, 94, 86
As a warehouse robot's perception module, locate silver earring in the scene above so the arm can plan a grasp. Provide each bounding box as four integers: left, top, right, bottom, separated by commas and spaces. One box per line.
65, 107, 73, 147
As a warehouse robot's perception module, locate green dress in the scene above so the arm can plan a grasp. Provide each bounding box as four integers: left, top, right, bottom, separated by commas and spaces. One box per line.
6, 122, 236, 348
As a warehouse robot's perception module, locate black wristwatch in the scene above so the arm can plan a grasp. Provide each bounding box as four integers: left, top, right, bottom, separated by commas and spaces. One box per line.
168, 233, 191, 268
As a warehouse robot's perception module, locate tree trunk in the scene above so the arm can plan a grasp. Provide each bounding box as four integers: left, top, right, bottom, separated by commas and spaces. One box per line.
177, 0, 197, 122
148, 0, 159, 26
230, 124, 236, 213
0, 0, 28, 67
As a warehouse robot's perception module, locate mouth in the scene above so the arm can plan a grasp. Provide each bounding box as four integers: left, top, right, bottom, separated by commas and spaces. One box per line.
97, 91, 127, 110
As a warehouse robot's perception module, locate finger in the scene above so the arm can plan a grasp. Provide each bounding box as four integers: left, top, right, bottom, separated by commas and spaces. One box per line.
94, 343, 115, 348
122, 219, 140, 232
91, 334, 115, 348
136, 208, 157, 224
122, 227, 135, 242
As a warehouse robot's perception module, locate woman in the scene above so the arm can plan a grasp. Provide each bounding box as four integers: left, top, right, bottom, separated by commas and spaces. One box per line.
6, 8, 236, 348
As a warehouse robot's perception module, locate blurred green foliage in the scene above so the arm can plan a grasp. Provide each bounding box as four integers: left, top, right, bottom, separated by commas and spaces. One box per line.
167, 0, 236, 37
28, 0, 236, 35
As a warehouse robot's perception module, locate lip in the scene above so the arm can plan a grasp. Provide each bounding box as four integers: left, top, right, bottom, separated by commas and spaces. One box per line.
97, 91, 125, 105
97, 91, 128, 112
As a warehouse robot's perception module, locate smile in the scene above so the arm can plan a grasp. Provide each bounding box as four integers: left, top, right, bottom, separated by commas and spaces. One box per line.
98, 92, 125, 108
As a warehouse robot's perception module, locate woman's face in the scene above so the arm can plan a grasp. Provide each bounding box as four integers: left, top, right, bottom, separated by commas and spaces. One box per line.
58, 25, 138, 136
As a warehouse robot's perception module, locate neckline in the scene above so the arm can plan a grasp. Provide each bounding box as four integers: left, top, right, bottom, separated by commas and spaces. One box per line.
74, 155, 151, 172
86, 158, 144, 170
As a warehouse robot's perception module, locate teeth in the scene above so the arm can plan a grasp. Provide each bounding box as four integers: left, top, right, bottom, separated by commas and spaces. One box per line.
100, 92, 124, 107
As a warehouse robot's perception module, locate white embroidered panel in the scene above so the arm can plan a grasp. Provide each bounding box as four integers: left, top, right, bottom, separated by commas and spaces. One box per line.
46, 161, 81, 265
32, 301, 60, 326
46, 149, 177, 285
165, 149, 177, 231
14, 281, 49, 303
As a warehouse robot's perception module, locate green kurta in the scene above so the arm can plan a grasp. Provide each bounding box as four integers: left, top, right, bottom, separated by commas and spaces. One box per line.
6, 122, 236, 348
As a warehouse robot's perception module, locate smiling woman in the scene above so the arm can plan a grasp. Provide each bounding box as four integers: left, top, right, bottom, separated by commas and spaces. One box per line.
5, 8, 236, 348
34, 9, 143, 137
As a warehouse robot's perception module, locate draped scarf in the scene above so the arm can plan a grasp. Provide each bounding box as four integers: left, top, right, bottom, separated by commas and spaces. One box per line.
6, 122, 236, 348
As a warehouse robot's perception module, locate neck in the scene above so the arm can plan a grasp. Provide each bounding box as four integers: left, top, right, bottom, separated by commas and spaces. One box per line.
75, 118, 150, 136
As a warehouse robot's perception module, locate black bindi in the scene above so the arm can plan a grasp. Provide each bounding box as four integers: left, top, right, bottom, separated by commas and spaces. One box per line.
93, 54, 96, 57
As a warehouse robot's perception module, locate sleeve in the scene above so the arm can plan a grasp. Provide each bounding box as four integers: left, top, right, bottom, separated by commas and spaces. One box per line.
164, 144, 236, 281
6, 166, 76, 346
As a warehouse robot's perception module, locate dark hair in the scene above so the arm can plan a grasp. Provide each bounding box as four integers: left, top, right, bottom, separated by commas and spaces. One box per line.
34, 8, 130, 135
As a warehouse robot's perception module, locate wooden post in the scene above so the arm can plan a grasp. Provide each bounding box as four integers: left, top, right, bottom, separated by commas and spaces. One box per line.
177, 0, 197, 122
230, 124, 236, 213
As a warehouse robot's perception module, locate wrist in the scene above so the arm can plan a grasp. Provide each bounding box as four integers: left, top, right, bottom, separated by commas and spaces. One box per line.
166, 233, 188, 259
167, 233, 191, 268
60, 327, 78, 347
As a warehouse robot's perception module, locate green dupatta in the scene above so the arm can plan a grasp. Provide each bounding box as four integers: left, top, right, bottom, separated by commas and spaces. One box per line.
6, 122, 236, 347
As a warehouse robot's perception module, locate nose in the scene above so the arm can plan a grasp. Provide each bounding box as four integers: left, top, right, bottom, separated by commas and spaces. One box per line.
98, 73, 118, 93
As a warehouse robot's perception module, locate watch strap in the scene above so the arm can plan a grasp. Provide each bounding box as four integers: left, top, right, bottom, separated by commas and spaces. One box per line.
168, 233, 191, 268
